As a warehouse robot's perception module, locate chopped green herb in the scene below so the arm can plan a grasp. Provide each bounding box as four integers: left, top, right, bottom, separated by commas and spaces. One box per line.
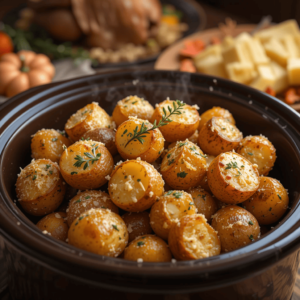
137, 241, 145, 247
32, 175, 37, 180
167, 153, 171, 158
49, 170, 53, 175
189, 202, 194, 205
79, 216, 84, 221
166, 190, 173, 195
277, 194, 282, 200
137, 179, 141, 182
132, 101, 138, 105
85, 196, 91, 199
269, 207, 272, 211
46, 164, 51, 170
241, 165, 244, 168
178, 142, 188, 147
247, 152, 253, 156
188, 206, 191, 210
71, 172, 78, 175
58, 130, 65, 136
249, 235, 254, 241
52, 138, 58, 142
248, 221, 253, 225
222, 127, 226, 130
225, 161, 239, 170
172, 192, 182, 198
112, 225, 119, 231
168, 159, 175, 165
119, 237, 121, 240
73, 144, 101, 170
177, 171, 188, 178
75, 199, 81, 203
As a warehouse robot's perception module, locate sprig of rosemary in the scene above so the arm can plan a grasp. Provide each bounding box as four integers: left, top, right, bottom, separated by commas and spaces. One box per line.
125, 100, 185, 147
73, 144, 101, 170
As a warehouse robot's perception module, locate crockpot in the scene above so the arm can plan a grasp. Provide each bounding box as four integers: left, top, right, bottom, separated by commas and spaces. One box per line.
0, 71, 300, 300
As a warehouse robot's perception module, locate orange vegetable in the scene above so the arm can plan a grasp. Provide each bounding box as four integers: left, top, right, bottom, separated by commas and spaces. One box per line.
0, 50, 55, 97
0, 32, 13, 57
161, 15, 179, 25
211, 36, 221, 45
180, 59, 196, 73
265, 86, 276, 97
180, 39, 205, 58
285, 88, 300, 105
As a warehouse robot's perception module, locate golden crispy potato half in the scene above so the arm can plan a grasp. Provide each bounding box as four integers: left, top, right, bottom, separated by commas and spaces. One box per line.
115, 117, 164, 163
81, 128, 117, 156
207, 152, 259, 204
187, 130, 199, 145
124, 235, 172, 262
211, 206, 260, 253
67, 190, 119, 227
198, 154, 216, 192
188, 187, 218, 223
168, 214, 221, 260
16, 159, 66, 216
59, 140, 114, 190
112, 95, 154, 127
149, 191, 196, 240
122, 211, 153, 242
161, 140, 207, 190
68, 208, 128, 257
108, 160, 164, 212
199, 117, 243, 156
236, 135, 276, 175
150, 100, 200, 142
242, 177, 289, 225
198, 106, 235, 131
65, 102, 113, 141
31, 129, 71, 163
36, 212, 68, 241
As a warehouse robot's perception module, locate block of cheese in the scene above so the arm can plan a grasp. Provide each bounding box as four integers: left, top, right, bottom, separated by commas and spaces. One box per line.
194, 54, 227, 78
194, 44, 221, 62
281, 35, 300, 58
222, 41, 252, 65
245, 39, 269, 66
270, 61, 289, 93
287, 58, 300, 85
226, 62, 257, 84
221, 36, 235, 48
250, 65, 275, 91
254, 20, 300, 43
263, 38, 289, 66
235, 32, 252, 43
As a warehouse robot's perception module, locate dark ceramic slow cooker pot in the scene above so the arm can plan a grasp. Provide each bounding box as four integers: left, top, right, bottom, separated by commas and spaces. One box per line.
0, 71, 300, 300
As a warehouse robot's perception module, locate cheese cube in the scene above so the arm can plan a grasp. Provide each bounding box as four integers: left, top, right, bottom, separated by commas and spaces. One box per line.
270, 61, 289, 93
235, 32, 252, 43
194, 45, 221, 62
281, 35, 300, 58
250, 65, 275, 91
245, 39, 269, 66
287, 58, 300, 85
221, 36, 235, 48
194, 54, 227, 78
226, 62, 257, 84
254, 20, 300, 43
263, 38, 289, 66
222, 41, 252, 65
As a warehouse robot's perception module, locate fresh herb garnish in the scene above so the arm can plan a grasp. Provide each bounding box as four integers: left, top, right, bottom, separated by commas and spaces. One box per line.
85, 196, 91, 199
225, 161, 239, 170
71, 172, 78, 175
52, 138, 58, 142
177, 171, 188, 178
75, 199, 81, 203
178, 142, 188, 147
112, 225, 119, 231
32, 175, 37, 180
247, 152, 253, 156
73, 144, 101, 170
172, 192, 182, 198
249, 235, 254, 241
277, 194, 282, 200
248, 221, 253, 225
137, 241, 145, 247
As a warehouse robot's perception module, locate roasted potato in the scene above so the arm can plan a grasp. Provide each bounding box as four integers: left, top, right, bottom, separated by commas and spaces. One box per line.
122, 211, 153, 242
67, 190, 119, 227
242, 176, 289, 225
68, 208, 128, 257
150, 100, 200, 142
112, 95, 154, 127
198, 117, 243, 156
198, 154, 216, 192
150, 191, 196, 240
236, 135, 276, 175
108, 159, 164, 212
188, 187, 218, 223
65, 102, 113, 141
207, 152, 260, 204
160, 140, 207, 190
16, 159, 66, 216
211, 206, 260, 253
81, 128, 118, 156
187, 130, 199, 145
168, 214, 221, 260
31, 129, 71, 163
124, 235, 172, 262
115, 117, 164, 163
198, 106, 235, 131
59, 140, 114, 190
36, 212, 68, 241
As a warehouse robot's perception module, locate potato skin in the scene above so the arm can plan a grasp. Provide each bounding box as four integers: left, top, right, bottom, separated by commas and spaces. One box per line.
198, 106, 235, 131
115, 117, 164, 163
67, 190, 119, 227
59, 140, 114, 190
150, 100, 200, 142
36, 212, 68, 241
161, 141, 207, 190
81, 128, 117, 156
168, 214, 221, 260
198, 117, 242, 156
31, 129, 71, 163
242, 177, 289, 225
236, 135, 276, 175
112, 95, 154, 127
68, 208, 128, 257
65, 102, 113, 141
16, 159, 66, 216
122, 211, 153, 242
150, 191, 196, 240
108, 160, 164, 212
211, 206, 260, 253
124, 235, 172, 262
188, 187, 218, 223
207, 152, 260, 204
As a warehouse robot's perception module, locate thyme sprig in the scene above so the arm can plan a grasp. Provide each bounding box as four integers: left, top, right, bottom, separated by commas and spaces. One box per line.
73, 144, 101, 170
125, 100, 185, 147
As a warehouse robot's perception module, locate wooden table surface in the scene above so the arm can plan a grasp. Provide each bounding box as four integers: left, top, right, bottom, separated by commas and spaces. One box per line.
0, 1, 300, 299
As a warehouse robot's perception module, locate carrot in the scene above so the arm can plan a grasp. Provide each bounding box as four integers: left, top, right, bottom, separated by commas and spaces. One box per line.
180, 59, 196, 73
180, 39, 205, 58
265, 86, 276, 97
285, 88, 300, 104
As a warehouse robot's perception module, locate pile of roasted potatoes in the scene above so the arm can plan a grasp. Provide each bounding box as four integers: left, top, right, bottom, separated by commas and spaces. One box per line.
16, 95, 288, 262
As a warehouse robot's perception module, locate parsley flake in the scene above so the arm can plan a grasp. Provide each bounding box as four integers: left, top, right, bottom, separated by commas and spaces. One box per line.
177, 171, 188, 178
